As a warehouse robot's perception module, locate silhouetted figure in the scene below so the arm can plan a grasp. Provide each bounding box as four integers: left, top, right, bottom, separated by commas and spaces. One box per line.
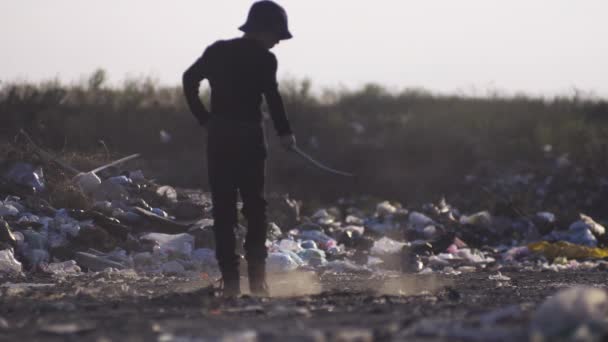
183, 0, 296, 297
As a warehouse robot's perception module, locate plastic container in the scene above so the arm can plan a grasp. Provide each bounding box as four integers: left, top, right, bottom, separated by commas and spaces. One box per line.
140, 233, 194, 257
0, 249, 22, 274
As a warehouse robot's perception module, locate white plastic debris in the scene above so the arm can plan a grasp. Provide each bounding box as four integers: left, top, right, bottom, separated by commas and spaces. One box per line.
408, 212, 435, 230
297, 230, 336, 250
371, 237, 407, 256
17, 213, 40, 225
141, 233, 194, 257
74, 172, 102, 194
278, 239, 302, 253
345, 215, 364, 225
570, 214, 606, 237
428, 254, 453, 267
0, 203, 19, 217
267, 252, 300, 273
456, 249, 495, 264
267, 222, 282, 240
297, 248, 327, 266
0, 249, 22, 274
488, 272, 511, 281
156, 186, 178, 204
376, 201, 397, 216
300, 240, 317, 250
46, 260, 81, 275
108, 175, 132, 186
4, 162, 46, 192
531, 287, 608, 341
343, 225, 365, 237
536, 212, 556, 224
566, 225, 598, 247
311, 209, 335, 225
459, 211, 493, 229
151, 208, 169, 218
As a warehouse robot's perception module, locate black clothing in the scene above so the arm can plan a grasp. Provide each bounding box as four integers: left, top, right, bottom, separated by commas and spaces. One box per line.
247, 262, 270, 296
183, 37, 293, 285
239, 1, 293, 40
207, 117, 268, 271
183, 37, 292, 136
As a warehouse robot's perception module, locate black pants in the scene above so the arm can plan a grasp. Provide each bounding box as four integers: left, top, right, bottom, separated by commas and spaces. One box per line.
207, 117, 268, 273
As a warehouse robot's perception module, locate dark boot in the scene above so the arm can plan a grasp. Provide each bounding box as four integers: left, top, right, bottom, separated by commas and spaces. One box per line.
220, 268, 241, 297
248, 262, 269, 296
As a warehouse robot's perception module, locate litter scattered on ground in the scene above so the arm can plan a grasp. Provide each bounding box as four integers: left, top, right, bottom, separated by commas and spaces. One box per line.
1, 137, 608, 300
530, 287, 608, 341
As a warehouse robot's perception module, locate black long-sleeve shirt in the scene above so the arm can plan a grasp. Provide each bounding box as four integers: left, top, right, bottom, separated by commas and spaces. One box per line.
183, 37, 292, 136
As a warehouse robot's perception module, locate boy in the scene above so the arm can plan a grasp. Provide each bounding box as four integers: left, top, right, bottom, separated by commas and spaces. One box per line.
182, 1, 296, 297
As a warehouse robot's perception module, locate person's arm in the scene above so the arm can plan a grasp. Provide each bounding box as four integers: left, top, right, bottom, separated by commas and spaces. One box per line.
263, 55, 295, 149
182, 47, 212, 126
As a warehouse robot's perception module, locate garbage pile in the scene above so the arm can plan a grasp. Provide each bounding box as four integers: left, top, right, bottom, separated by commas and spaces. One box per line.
1, 140, 608, 281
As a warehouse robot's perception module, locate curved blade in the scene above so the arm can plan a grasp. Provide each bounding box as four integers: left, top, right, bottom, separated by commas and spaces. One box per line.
290, 146, 355, 177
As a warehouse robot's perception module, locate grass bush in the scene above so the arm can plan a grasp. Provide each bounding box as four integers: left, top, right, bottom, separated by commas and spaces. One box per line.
1, 70, 607, 207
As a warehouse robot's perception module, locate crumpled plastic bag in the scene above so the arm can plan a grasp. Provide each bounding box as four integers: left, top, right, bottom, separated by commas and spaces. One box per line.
408, 211, 435, 230
297, 248, 326, 266
311, 209, 335, 225
277, 239, 302, 253
371, 237, 407, 256
3, 162, 46, 192
45, 260, 81, 275
267, 252, 300, 273
376, 201, 397, 216
570, 214, 606, 238
0, 249, 22, 274
459, 211, 493, 229
141, 233, 194, 257
297, 230, 336, 250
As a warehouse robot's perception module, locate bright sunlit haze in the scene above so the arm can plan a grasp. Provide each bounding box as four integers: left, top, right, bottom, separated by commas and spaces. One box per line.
1, 0, 607, 97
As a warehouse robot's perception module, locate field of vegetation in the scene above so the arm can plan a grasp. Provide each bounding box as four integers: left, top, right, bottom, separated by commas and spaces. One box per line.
1, 69, 607, 206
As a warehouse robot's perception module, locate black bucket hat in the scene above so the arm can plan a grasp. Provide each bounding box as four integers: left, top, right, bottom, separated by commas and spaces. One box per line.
239, 1, 293, 40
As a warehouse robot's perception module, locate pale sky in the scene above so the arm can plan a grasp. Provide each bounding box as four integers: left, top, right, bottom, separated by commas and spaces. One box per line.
1, 0, 607, 97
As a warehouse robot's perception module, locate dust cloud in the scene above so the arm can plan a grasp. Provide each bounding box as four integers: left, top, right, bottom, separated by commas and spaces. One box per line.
377, 275, 451, 296
266, 271, 323, 297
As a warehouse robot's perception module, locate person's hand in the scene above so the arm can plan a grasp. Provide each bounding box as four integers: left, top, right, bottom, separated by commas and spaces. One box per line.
280, 134, 296, 151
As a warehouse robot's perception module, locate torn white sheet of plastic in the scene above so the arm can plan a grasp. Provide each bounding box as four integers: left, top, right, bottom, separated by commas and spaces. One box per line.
0, 249, 23, 274
371, 237, 408, 256
74, 153, 141, 193
20, 129, 140, 194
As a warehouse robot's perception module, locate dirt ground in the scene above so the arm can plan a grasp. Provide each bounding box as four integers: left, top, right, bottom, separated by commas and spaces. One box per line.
0, 269, 606, 342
